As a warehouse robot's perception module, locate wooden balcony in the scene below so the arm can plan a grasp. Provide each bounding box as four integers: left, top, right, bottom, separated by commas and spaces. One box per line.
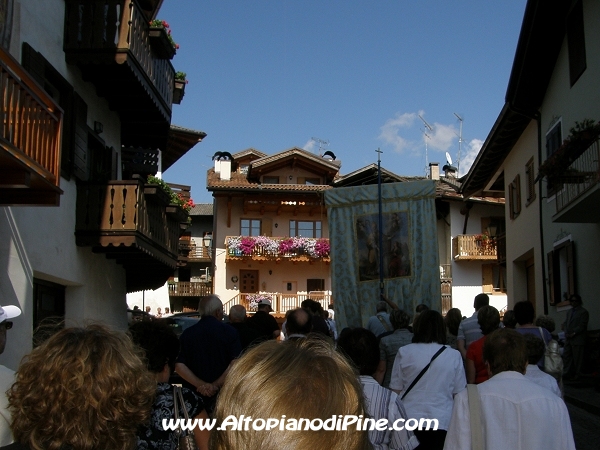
75, 179, 189, 292
187, 240, 211, 262
168, 281, 212, 297
225, 236, 331, 263
452, 235, 498, 261
553, 138, 600, 222
0, 47, 63, 206
223, 291, 332, 316
64, 0, 175, 150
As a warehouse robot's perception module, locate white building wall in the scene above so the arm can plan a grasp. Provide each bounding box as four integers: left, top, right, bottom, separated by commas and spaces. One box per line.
448, 201, 507, 316
536, 0, 600, 330
212, 194, 331, 305
0, 0, 131, 370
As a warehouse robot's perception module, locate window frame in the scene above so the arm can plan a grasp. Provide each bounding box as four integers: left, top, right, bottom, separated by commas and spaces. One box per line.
508, 174, 521, 220
289, 220, 322, 238
240, 219, 261, 236
525, 157, 536, 206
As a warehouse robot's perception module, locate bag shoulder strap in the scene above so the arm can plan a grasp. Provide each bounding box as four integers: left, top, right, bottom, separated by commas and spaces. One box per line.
401, 346, 446, 400
538, 327, 548, 348
467, 384, 484, 450
377, 314, 392, 332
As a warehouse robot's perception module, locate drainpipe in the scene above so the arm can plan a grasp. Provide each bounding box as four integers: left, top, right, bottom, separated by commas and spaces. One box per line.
507, 104, 547, 314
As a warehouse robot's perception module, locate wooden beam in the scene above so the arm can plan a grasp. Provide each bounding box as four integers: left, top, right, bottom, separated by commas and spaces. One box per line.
0, 169, 31, 188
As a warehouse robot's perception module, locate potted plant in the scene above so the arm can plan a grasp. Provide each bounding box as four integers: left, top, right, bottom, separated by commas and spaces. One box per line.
148, 19, 179, 60
537, 119, 600, 185
173, 71, 187, 104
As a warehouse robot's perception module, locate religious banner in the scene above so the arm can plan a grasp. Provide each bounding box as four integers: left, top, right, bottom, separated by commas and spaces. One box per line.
325, 180, 440, 330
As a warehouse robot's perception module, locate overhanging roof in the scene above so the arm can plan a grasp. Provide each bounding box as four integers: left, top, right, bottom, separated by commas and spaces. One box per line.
162, 125, 207, 172
461, 0, 571, 198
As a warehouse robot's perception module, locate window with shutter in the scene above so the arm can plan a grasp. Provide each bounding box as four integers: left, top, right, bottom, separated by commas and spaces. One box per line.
525, 158, 536, 206
509, 175, 521, 220
547, 240, 576, 306
482, 264, 493, 294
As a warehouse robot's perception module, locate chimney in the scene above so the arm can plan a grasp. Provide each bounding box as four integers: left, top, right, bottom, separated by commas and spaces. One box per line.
429, 162, 439, 180
219, 160, 231, 181
443, 164, 457, 178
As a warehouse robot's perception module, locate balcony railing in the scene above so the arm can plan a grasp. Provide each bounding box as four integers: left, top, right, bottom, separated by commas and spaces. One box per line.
225, 236, 331, 262
554, 138, 600, 217
64, 0, 175, 149
223, 292, 332, 316
168, 281, 212, 297
188, 241, 211, 261
0, 46, 63, 206
75, 179, 189, 292
452, 235, 498, 261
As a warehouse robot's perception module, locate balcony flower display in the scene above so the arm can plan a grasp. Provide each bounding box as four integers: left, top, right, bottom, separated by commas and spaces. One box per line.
278, 238, 295, 254
227, 236, 242, 255
313, 239, 331, 257
254, 235, 279, 254
239, 237, 256, 255
150, 19, 180, 49
537, 119, 600, 184
247, 293, 273, 311
147, 176, 194, 213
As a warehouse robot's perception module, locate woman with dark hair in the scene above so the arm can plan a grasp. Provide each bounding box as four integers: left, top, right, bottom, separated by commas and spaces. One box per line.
514, 300, 552, 368
337, 328, 419, 450
389, 310, 465, 450
466, 305, 500, 384
378, 309, 413, 387
444, 308, 462, 350
130, 320, 210, 450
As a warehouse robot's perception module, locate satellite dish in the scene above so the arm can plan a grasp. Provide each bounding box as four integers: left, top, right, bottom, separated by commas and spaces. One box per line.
445, 152, 453, 165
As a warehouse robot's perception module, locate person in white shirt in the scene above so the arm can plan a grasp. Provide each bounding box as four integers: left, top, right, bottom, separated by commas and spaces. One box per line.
338, 327, 419, 450
443, 328, 575, 450
0, 303, 22, 447
390, 310, 466, 450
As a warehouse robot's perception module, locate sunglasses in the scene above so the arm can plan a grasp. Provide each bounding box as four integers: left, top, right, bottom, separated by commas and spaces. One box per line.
0, 321, 13, 330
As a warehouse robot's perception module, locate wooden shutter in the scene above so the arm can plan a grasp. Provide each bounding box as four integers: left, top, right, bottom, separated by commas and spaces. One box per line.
482, 264, 493, 293
297, 177, 305, 185
21, 43, 45, 85
261, 218, 272, 237
72, 93, 89, 181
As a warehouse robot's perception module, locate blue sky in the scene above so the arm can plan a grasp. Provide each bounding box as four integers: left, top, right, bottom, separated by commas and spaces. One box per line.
159, 0, 527, 203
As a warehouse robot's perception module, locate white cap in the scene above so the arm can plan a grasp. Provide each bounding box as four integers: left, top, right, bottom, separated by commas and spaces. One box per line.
0, 305, 21, 322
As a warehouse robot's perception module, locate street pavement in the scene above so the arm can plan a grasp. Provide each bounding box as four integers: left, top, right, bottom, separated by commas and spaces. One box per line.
564, 377, 600, 450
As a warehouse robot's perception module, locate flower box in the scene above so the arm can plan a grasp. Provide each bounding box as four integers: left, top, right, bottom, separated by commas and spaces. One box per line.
173, 80, 186, 104
149, 26, 176, 60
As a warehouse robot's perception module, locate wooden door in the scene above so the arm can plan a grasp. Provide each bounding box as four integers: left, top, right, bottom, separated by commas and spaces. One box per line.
240, 270, 259, 293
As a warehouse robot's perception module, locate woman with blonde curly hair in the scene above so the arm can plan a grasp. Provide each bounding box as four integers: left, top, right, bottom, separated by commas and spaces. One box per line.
8, 324, 156, 450
211, 335, 371, 450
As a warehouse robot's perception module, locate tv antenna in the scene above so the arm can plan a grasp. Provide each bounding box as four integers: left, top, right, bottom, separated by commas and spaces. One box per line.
454, 113, 463, 175
418, 115, 434, 176
310, 137, 329, 156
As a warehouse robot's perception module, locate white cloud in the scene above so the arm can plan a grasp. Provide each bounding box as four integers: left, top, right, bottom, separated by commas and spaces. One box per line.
427, 123, 457, 152
303, 140, 316, 152
378, 112, 420, 153
458, 138, 484, 176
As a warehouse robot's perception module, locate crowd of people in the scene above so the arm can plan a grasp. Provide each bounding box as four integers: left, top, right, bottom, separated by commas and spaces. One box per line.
0, 292, 587, 449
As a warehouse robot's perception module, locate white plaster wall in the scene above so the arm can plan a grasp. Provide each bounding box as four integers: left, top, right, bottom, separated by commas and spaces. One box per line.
448, 201, 507, 316
212, 194, 331, 305
502, 121, 544, 314
536, 0, 600, 330
0, 0, 139, 369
